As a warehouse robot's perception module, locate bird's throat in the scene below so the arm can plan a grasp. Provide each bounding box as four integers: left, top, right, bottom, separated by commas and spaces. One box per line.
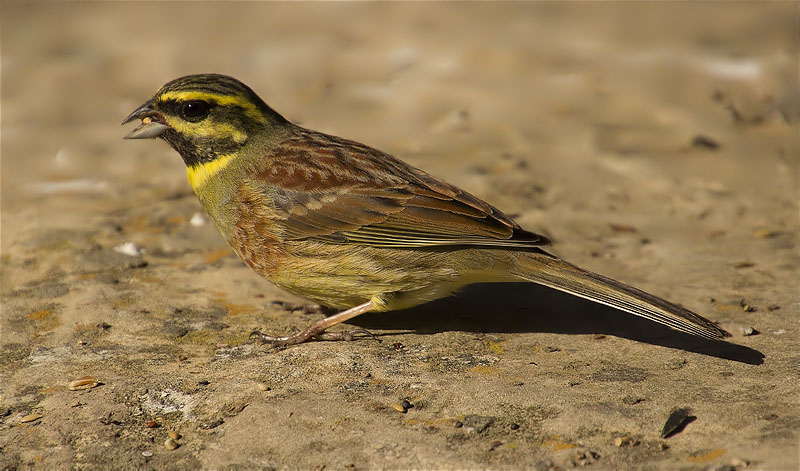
186, 154, 235, 194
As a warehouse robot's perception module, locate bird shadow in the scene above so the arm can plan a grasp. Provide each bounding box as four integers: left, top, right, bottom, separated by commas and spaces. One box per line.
348, 282, 764, 365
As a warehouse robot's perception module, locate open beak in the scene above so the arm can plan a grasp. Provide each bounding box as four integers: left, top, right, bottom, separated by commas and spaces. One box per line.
121, 100, 170, 139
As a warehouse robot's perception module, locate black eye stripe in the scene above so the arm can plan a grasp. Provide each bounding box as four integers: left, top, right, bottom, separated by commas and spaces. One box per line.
159, 99, 216, 120
158, 97, 264, 128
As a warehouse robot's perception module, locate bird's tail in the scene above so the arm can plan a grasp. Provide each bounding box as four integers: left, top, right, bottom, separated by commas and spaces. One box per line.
509, 250, 730, 340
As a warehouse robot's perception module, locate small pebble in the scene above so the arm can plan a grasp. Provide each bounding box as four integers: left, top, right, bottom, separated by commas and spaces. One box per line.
661, 408, 693, 438
20, 413, 43, 423
189, 212, 207, 227
454, 421, 463, 428
622, 396, 645, 406
739, 300, 756, 312
177, 354, 187, 362
609, 223, 637, 233
141, 450, 153, 457
691, 135, 720, 150
69, 376, 100, 391
200, 418, 224, 429
461, 415, 495, 434
146, 420, 159, 428
510, 423, 520, 430
400, 399, 412, 410
164, 438, 179, 450
391, 403, 407, 413
752, 229, 779, 239
113, 242, 144, 256
168, 430, 180, 440
226, 403, 249, 416
767, 304, 781, 311
256, 382, 271, 391
614, 436, 638, 447
741, 327, 759, 336
77, 339, 87, 346
729, 458, 750, 467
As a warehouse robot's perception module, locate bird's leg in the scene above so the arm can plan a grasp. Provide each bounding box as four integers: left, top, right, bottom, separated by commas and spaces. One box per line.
251, 301, 375, 347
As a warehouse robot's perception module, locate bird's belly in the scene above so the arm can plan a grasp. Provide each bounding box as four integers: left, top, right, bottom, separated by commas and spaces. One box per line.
266, 242, 445, 309
263, 243, 514, 311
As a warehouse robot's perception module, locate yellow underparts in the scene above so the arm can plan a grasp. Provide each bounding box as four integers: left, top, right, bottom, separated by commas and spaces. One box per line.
187, 153, 235, 193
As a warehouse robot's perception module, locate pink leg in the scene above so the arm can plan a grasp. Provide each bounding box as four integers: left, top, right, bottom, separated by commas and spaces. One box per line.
251, 301, 375, 347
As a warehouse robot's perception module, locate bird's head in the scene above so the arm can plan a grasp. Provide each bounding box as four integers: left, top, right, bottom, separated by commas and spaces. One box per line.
122, 74, 287, 168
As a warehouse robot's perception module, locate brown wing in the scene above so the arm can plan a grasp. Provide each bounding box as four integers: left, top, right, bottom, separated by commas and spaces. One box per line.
245, 127, 550, 249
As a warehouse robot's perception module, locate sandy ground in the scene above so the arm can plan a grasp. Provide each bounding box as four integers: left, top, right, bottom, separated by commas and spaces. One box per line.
1, 3, 798, 470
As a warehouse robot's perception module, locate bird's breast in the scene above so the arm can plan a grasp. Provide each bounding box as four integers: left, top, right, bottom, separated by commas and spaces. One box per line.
223, 181, 288, 277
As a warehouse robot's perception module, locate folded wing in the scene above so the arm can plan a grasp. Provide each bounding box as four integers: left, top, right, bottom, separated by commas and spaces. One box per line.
247, 128, 550, 250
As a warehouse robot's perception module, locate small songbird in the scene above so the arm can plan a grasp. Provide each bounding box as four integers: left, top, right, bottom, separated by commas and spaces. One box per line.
123, 74, 729, 346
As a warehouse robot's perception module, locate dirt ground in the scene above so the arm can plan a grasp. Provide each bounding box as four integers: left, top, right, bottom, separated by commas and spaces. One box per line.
1, 3, 798, 470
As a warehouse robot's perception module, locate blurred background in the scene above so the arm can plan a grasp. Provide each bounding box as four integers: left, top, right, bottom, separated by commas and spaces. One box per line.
3, 2, 796, 219
1, 3, 798, 469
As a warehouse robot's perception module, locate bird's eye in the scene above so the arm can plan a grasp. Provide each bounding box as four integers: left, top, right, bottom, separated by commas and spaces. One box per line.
180, 100, 211, 122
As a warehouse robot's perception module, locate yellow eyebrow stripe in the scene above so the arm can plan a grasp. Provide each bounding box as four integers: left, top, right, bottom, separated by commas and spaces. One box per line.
187, 153, 235, 193
158, 90, 266, 123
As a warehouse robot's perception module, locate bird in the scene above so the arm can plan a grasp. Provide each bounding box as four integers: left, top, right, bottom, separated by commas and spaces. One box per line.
122, 73, 730, 346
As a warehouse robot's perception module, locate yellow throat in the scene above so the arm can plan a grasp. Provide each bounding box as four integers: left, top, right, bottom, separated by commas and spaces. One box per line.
186, 154, 234, 194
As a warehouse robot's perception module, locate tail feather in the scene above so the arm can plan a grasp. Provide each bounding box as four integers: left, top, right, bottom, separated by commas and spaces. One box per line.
511, 251, 730, 340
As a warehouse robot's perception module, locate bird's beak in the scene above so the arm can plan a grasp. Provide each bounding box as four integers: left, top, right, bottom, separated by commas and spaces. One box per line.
121, 100, 170, 139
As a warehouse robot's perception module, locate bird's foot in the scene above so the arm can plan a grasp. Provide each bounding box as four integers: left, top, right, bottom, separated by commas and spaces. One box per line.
250, 301, 377, 348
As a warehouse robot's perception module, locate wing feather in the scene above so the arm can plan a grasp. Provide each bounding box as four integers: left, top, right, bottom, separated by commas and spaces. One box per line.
245, 127, 551, 249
